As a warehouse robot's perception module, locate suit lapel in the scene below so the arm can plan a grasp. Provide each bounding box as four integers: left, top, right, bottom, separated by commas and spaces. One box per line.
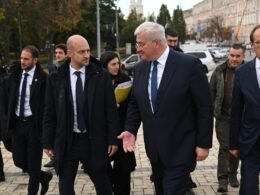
247, 59, 260, 96
154, 50, 177, 113
11, 70, 22, 113
30, 65, 40, 100
15, 71, 22, 98
58, 63, 73, 105
86, 63, 99, 115
142, 61, 153, 114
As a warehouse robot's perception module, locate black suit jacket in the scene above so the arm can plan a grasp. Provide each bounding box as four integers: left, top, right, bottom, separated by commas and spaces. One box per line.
125, 49, 213, 169
0, 68, 7, 140
230, 58, 260, 157
42, 59, 119, 174
1, 63, 47, 143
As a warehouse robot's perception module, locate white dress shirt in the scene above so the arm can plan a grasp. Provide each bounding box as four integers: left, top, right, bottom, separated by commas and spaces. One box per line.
255, 58, 260, 89
15, 65, 36, 117
69, 65, 87, 133
148, 46, 170, 112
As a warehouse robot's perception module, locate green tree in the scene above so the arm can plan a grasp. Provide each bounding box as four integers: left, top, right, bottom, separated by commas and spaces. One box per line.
0, 0, 123, 62
21, 0, 81, 47
100, 0, 125, 50
147, 13, 156, 22
71, 0, 124, 53
0, 0, 20, 64
156, 4, 171, 27
71, 0, 97, 49
0, 0, 82, 64
0, 8, 4, 21
172, 6, 186, 43
117, 9, 126, 47
121, 9, 144, 48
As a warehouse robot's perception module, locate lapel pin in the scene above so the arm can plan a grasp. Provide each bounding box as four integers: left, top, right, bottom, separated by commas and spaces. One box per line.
34, 78, 38, 82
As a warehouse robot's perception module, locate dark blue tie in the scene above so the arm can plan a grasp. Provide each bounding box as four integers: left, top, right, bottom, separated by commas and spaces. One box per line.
19, 73, 28, 117
151, 61, 159, 111
75, 71, 85, 132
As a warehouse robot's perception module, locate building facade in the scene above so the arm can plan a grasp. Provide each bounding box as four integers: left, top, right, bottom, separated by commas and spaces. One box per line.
130, 0, 143, 16
184, 0, 260, 43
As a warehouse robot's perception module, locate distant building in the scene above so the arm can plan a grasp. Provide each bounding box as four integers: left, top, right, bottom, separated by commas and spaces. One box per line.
183, 9, 193, 36
183, 0, 260, 43
130, 0, 143, 16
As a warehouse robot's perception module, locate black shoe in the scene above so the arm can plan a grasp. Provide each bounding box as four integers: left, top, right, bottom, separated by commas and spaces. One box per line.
40, 171, 53, 195
0, 172, 5, 182
44, 159, 55, 168
83, 168, 88, 174
229, 175, 239, 187
217, 179, 228, 192
80, 164, 88, 174
150, 173, 154, 182
188, 176, 197, 189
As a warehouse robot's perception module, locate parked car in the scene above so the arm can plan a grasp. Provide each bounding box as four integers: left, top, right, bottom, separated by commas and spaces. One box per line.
121, 54, 139, 75
184, 50, 216, 73
245, 43, 251, 50
210, 49, 227, 59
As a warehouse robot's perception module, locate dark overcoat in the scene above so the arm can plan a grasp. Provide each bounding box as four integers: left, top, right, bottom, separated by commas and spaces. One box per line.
42, 59, 119, 174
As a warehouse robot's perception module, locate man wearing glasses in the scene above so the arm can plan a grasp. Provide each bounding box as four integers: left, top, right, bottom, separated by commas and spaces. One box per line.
118, 22, 213, 194
230, 25, 260, 195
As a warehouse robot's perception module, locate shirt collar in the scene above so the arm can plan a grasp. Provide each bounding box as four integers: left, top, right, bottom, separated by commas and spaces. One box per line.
23, 65, 36, 77
256, 58, 260, 69
156, 46, 170, 66
69, 64, 86, 75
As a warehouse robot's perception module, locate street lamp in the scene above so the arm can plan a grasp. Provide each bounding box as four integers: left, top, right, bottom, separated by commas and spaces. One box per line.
45, 40, 54, 73
115, 5, 119, 51
96, 0, 101, 58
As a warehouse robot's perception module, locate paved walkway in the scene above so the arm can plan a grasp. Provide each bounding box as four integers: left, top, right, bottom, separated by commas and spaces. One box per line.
0, 124, 244, 195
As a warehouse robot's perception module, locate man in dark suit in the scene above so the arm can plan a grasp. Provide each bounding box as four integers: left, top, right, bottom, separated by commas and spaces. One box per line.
42, 35, 119, 195
1, 45, 52, 195
118, 22, 213, 195
230, 25, 260, 195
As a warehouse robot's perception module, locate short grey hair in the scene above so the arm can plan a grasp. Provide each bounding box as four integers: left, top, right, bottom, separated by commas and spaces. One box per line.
134, 22, 166, 43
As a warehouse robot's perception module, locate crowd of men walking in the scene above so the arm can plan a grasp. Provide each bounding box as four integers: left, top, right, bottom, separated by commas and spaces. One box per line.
0, 22, 259, 195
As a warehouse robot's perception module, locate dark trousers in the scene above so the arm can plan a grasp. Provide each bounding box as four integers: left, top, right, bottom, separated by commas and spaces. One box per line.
151, 161, 189, 195
0, 147, 4, 176
12, 120, 43, 195
239, 138, 260, 195
215, 118, 239, 180
109, 166, 131, 195
59, 135, 112, 195
108, 164, 131, 195
107, 146, 136, 195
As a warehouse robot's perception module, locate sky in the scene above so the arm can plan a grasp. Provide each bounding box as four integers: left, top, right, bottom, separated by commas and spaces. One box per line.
117, 0, 203, 18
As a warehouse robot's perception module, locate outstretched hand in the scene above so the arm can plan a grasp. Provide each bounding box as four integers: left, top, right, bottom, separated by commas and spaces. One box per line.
117, 131, 136, 152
